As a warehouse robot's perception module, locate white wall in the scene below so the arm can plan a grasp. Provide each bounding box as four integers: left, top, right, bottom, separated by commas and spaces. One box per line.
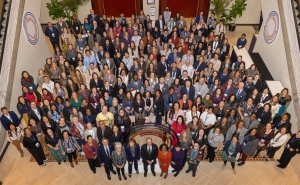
9, 0, 51, 112
253, 0, 297, 132
40, 0, 92, 24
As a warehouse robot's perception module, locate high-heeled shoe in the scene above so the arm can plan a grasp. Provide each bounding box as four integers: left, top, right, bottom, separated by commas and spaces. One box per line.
164, 173, 168, 179
128, 174, 132, 178
118, 175, 122, 181
160, 172, 164, 177
122, 174, 127, 180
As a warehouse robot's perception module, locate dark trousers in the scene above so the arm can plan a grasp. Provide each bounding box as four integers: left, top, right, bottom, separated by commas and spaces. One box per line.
87, 157, 100, 172
224, 160, 235, 169
143, 162, 155, 173
66, 151, 77, 162
50, 39, 61, 50
128, 159, 139, 174
267, 146, 281, 158
206, 144, 217, 162
116, 166, 125, 175
279, 148, 296, 168
155, 109, 162, 124
187, 162, 198, 175
104, 159, 114, 176
183, 149, 188, 164
29, 146, 46, 165
75, 138, 86, 152
254, 146, 267, 157
204, 127, 213, 136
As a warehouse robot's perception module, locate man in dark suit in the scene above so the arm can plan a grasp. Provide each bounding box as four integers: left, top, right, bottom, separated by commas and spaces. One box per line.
101, 52, 115, 72
163, 87, 178, 122
87, 9, 101, 26
157, 55, 168, 78
232, 82, 247, 105
92, 21, 102, 36
97, 137, 116, 180
141, 138, 158, 177
96, 45, 105, 69
208, 36, 222, 52
244, 76, 255, 96
160, 29, 170, 44
167, 47, 181, 66
180, 79, 195, 100
97, 120, 113, 143
27, 101, 43, 122
169, 62, 181, 79
0, 107, 21, 130
44, 22, 60, 51
155, 14, 165, 33
180, 26, 190, 39
63, 99, 72, 122
199, 24, 208, 37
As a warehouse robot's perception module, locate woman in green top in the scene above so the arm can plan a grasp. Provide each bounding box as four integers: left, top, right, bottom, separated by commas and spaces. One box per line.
83, 18, 92, 33
221, 135, 241, 174
202, 93, 213, 108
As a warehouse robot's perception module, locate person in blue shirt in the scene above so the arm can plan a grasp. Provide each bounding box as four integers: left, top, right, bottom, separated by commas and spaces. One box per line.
167, 47, 181, 66
45, 22, 60, 51
236, 34, 247, 49
83, 50, 97, 69
195, 11, 206, 23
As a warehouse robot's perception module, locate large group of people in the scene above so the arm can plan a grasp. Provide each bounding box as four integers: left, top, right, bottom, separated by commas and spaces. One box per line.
1, 7, 300, 181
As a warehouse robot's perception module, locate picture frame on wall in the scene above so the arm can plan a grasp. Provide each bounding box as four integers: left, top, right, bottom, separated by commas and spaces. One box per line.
147, 0, 155, 5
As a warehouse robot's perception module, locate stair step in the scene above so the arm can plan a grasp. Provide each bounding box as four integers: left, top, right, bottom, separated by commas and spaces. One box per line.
3, 13, 8, 19
2, 19, 7, 27
4, 3, 9, 10
294, 1, 298, 7
6, 0, 10, 2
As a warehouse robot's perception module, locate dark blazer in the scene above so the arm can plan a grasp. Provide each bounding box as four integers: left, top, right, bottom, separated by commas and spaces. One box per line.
221, 83, 235, 99
103, 45, 115, 58
79, 104, 96, 115
256, 107, 272, 125
221, 44, 231, 57
167, 53, 181, 66
219, 63, 232, 74
164, 93, 178, 112
257, 92, 271, 104
97, 126, 113, 142
23, 131, 41, 149
113, 83, 127, 96
155, 19, 165, 32
97, 143, 115, 165
160, 34, 170, 43
180, 86, 195, 100
27, 107, 44, 122
90, 78, 104, 90
83, 114, 97, 126
232, 88, 247, 104
169, 68, 181, 78
88, 14, 101, 26
223, 140, 241, 158
272, 116, 292, 135
132, 99, 145, 114
110, 131, 123, 144
125, 144, 141, 161
0, 111, 21, 130
114, 116, 131, 131
236, 38, 247, 48
62, 106, 72, 122
45, 26, 59, 41
219, 73, 230, 86
155, 97, 164, 114
208, 41, 222, 50
254, 79, 263, 92
243, 82, 255, 95
193, 61, 206, 73
157, 62, 168, 79
141, 143, 158, 163
96, 51, 105, 62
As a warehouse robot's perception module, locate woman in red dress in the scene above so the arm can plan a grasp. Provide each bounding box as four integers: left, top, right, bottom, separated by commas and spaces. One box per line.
158, 143, 172, 179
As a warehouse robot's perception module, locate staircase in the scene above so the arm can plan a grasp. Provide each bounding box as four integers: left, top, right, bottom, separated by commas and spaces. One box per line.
0, 0, 12, 69
292, 0, 300, 40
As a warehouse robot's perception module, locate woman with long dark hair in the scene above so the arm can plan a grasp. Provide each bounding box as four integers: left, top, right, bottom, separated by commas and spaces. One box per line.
264, 127, 288, 160
45, 128, 66, 164
6, 123, 24, 157
17, 96, 30, 126
59, 130, 80, 168
21, 71, 36, 91
83, 135, 100, 173
221, 135, 240, 174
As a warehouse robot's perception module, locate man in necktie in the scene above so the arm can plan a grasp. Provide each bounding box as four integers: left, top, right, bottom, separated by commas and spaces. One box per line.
141, 138, 158, 177
97, 138, 116, 180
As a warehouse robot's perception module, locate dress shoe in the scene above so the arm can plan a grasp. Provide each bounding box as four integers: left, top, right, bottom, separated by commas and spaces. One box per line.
58, 162, 61, 165
277, 164, 285, 169
64, 160, 66, 162
129, 174, 132, 178
152, 172, 156, 176
122, 174, 127, 180
277, 159, 282, 163
118, 175, 122, 181
74, 159, 78, 165
107, 175, 111, 180
93, 170, 96, 174
171, 170, 176, 173
111, 170, 117, 174
192, 173, 195, 177
160, 172, 164, 177
70, 162, 74, 168
174, 171, 179, 177
237, 162, 244, 166
186, 169, 191, 173
136, 170, 139, 174
144, 173, 147, 177
164, 173, 168, 179
237, 159, 242, 162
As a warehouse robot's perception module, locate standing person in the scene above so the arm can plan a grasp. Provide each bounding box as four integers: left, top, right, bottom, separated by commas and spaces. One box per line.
277, 131, 300, 169
253, 123, 274, 158
186, 143, 202, 177
206, 127, 224, 163
221, 135, 240, 174
237, 128, 259, 166
264, 127, 288, 160
45, 128, 66, 164
69, 116, 86, 155
125, 138, 140, 178
154, 90, 164, 125
23, 127, 47, 166
171, 143, 184, 177
83, 135, 100, 173
45, 22, 61, 50
71, 14, 82, 39
5, 123, 24, 157
97, 137, 116, 180
111, 142, 127, 181
158, 143, 172, 179
59, 130, 81, 168
141, 137, 158, 177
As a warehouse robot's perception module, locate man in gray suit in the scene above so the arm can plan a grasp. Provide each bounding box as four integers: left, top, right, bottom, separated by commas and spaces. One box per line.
243, 113, 260, 130
154, 77, 169, 95
177, 15, 187, 27
56, 17, 68, 35
101, 52, 115, 72
88, 30, 101, 48
180, 26, 190, 39
193, 77, 209, 99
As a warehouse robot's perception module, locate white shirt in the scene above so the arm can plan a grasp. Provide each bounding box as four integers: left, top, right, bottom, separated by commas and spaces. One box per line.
42, 81, 55, 93
200, 111, 216, 126
186, 111, 200, 123
32, 108, 41, 120
4, 114, 12, 122
131, 35, 141, 47
269, 133, 288, 147
181, 64, 194, 78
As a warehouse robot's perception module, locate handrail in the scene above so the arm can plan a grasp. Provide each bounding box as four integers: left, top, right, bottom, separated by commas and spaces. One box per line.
291, 0, 300, 51
0, 0, 13, 71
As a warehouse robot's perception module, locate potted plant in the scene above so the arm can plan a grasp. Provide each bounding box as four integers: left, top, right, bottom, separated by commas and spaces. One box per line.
225, 0, 247, 31
209, 0, 232, 22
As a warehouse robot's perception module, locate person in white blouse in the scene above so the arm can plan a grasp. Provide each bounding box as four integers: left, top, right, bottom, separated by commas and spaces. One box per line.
181, 59, 194, 79
264, 127, 288, 160
264, 95, 281, 120
186, 105, 201, 124
200, 106, 217, 135
42, 76, 55, 93
6, 123, 24, 157
214, 20, 226, 36
131, 30, 141, 47
181, 50, 194, 66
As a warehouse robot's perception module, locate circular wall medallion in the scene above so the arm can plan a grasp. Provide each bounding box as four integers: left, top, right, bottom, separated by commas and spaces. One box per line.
263, 11, 280, 44
23, 12, 39, 45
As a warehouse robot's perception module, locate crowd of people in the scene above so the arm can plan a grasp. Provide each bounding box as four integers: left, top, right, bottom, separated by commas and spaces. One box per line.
1, 7, 300, 181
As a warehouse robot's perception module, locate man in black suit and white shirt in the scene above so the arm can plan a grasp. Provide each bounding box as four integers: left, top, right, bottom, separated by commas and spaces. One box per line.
88, 9, 101, 26
243, 76, 255, 95
208, 36, 222, 53
97, 120, 113, 143
232, 82, 247, 105
27, 101, 43, 122
157, 55, 168, 78
141, 138, 158, 177
155, 15, 165, 33
97, 137, 116, 180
